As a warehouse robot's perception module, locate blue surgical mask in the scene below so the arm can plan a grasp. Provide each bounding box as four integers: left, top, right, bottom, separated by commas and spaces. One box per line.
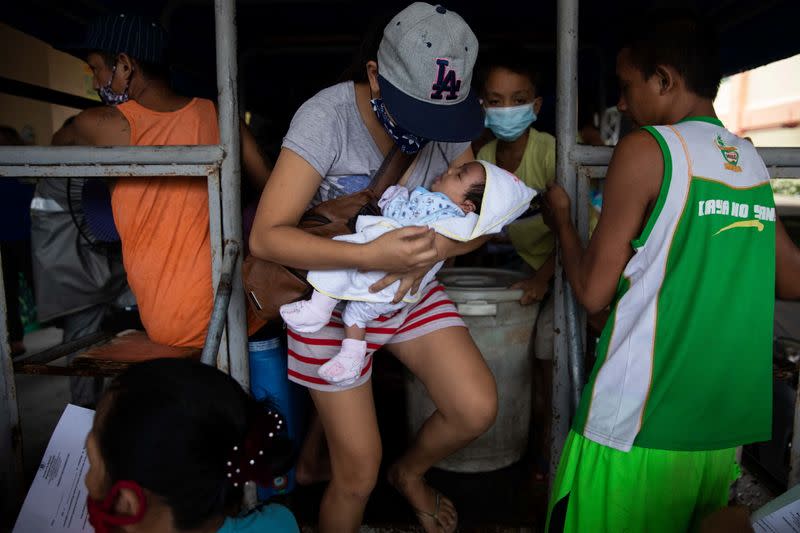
484, 104, 537, 142
97, 64, 130, 106
371, 98, 429, 154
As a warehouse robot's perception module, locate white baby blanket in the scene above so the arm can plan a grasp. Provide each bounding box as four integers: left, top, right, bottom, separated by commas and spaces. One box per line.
307, 161, 537, 304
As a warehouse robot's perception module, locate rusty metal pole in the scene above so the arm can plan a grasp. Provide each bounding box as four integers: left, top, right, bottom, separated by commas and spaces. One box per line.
214, 0, 249, 389
551, 0, 580, 490
0, 247, 24, 518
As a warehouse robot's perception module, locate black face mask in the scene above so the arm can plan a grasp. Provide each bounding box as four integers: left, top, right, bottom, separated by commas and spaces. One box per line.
370, 98, 429, 154
97, 64, 131, 106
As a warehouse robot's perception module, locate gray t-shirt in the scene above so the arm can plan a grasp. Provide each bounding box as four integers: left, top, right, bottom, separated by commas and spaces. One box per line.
282, 81, 471, 206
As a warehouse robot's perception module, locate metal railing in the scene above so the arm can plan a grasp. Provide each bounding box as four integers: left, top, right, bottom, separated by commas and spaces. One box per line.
0, 0, 246, 516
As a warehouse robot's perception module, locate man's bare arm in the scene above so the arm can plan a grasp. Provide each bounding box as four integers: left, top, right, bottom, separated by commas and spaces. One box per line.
241, 122, 272, 192
547, 130, 662, 313
51, 107, 130, 146
51, 119, 81, 146
776, 216, 800, 300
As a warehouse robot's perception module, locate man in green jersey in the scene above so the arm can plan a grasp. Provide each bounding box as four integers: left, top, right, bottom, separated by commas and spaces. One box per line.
543, 9, 800, 533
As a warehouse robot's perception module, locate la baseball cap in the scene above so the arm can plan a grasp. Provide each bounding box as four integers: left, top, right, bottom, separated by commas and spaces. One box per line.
68, 14, 168, 65
377, 3, 482, 142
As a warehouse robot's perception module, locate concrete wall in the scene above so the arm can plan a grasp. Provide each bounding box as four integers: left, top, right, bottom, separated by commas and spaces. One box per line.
715, 54, 800, 147
0, 22, 97, 144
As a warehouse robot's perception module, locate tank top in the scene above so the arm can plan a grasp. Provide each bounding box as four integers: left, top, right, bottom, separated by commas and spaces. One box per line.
573, 117, 775, 452
114, 98, 218, 347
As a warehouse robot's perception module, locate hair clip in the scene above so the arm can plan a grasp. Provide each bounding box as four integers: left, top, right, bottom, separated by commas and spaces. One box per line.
224, 407, 287, 488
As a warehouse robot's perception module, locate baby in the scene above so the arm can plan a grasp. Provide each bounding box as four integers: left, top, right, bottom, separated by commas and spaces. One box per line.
280, 161, 488, 386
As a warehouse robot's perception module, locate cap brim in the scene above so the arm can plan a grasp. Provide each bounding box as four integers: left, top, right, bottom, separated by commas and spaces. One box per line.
378, 75, 483, 143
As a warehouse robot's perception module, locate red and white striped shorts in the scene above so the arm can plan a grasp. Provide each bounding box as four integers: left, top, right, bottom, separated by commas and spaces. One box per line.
287, 282, 466, 391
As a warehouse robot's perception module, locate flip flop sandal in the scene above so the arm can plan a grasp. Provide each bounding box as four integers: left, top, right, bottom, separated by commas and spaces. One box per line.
412, 490, 457, 533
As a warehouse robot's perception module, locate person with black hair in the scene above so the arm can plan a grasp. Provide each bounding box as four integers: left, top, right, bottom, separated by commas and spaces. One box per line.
84, 358, 299, 532
250, 3, 496, 532
280, 161, 531, 387
542, 9, 800, 532
474, 47, 560, 484
52, 14, 272, 349
30, 115, 131, 407
477, 48, 556, 306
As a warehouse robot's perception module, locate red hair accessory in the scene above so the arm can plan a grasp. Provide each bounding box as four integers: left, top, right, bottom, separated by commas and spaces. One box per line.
87, 480, 147, 533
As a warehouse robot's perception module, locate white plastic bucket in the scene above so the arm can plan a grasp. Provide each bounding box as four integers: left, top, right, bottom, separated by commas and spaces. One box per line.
405, 268, 540, 472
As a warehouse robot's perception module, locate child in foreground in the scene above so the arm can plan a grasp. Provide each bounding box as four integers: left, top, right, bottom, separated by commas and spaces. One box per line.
84, 358, 300, 533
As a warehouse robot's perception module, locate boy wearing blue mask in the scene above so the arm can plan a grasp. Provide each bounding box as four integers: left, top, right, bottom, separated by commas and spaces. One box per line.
478, 49, 556, 296
477, 49, 557, 483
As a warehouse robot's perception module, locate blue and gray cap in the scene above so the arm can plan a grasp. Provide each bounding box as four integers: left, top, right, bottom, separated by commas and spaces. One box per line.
377, 3, 482, 143
78, 14, 168, 65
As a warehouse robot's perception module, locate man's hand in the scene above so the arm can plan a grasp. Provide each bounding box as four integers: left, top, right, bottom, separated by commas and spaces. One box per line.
511, 276, 549, 305
542, 182, 572, 231
547, 130, 661, 313
370, 264, 431, 304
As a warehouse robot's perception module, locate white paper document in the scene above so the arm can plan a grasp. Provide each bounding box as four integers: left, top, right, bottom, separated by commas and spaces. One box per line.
754, 497, 800, 533
13, 404, 95, 533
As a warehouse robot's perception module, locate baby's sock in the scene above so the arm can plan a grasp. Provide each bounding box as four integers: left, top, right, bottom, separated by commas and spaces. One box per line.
318, 339, 368, 386
279, 291, 337, 333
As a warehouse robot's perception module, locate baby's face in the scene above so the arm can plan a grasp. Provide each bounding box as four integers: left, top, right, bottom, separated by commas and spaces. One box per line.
430, 161, 486, 207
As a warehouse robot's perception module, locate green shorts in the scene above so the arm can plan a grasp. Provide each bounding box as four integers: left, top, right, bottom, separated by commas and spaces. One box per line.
546, 431, 740, 533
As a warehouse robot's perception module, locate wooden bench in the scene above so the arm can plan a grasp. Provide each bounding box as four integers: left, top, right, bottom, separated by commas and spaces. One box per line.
13, 330, 200, 377
14, 241, 239, 378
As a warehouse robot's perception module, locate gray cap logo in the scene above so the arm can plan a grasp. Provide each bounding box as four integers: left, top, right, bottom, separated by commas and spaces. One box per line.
431, 58, 462, 100
375, 3, 483, 142
378, 2, 478, 107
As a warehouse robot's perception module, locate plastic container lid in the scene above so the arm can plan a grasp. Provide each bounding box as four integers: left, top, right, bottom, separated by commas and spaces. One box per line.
437, 268, 526, 303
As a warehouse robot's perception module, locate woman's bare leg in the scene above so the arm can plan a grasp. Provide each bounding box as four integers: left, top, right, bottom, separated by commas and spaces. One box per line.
386, 326, 498, 532
310, 381, 382, 533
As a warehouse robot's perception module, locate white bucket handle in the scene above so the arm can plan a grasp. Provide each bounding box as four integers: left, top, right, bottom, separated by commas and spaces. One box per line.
456, 300, 498, 317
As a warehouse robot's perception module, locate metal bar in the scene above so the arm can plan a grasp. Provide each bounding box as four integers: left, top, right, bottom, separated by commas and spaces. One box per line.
570, 144, 613, 166
577, 168, 591, 247
0, 164, 219, 178
581, 165, 800, 180
759, 148, 800, 166
0, 75, 99, 110
201, 240, 240, 366
564, 285, 584, 409
243, 481, 259, 512
575, 167, 591, 379
215, 0, 249, 389
0, 247, 24, 518
768, 168, 800, 179
13, 362, 131, 378
789, 379, 800, 487
13, 331, 113, 367
580, 165, 800, 180
582, 166, 608, 179
206, 168, 230, 373
571, 144, 800, 168
551, 0, 580, 488
0, 145, 224, 165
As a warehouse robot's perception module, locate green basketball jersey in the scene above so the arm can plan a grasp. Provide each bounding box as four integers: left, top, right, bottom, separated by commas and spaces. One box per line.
573, 117, 775, 452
